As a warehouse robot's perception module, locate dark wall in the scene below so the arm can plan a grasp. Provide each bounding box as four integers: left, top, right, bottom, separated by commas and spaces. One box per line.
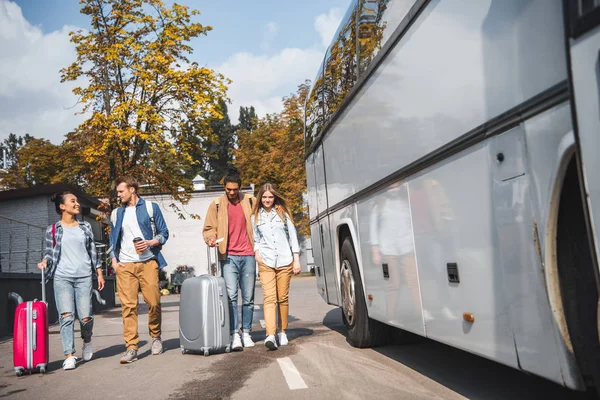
0, 273, 116, 337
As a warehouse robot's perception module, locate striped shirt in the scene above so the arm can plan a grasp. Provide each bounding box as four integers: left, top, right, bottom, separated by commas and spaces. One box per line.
43, 220, 100, 281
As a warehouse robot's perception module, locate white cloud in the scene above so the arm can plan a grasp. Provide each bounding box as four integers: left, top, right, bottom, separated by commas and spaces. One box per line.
220, 8, 343, 123
218, 47, 324, 122
0, 0, 85, 144
315, 8, 343, 49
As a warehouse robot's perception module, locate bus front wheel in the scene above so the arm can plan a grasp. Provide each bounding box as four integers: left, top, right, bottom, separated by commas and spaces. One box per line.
340, 238, 390, 348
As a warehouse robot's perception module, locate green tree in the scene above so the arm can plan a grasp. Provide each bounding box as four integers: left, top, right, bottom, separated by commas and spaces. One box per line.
204, 99, 236, 186
60, 0, 229, 206
0, 133, 35, 169
238, 106, 257, 132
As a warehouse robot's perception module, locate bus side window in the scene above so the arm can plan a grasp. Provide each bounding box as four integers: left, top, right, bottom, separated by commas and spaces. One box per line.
323, 0, 359, 123
305, 68, 325, 151
357, 0, 417, 76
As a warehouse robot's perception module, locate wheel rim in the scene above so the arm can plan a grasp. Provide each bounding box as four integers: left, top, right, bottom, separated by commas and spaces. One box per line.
340, 260, 356, 326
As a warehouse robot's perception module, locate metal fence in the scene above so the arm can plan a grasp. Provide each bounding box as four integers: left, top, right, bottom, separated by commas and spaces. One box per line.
0, 215, 45, 273
0, 216, 112, 275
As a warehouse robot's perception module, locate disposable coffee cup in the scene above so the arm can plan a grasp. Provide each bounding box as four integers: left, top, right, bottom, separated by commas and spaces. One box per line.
133, 237, 143, 254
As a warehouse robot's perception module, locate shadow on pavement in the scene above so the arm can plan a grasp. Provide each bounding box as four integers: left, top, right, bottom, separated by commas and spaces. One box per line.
94, 340, 147, 360
322, 307, 593, 400
322, 307, 347, 340
162, 338, 181, 353
0, 388, 26, 398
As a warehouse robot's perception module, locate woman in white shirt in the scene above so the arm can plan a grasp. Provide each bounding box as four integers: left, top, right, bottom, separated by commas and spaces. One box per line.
252, 183, 301, 350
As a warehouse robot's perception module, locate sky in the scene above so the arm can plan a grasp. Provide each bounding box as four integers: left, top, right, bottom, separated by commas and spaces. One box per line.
0, 0, 349, 144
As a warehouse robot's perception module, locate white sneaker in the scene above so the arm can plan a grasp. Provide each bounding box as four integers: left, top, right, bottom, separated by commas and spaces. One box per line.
264, 334, 278, 350
277, 332, 288, 346
242, 332, 255, 347
62, 356, 77, 370
82, 341, 94, 361
231, 333, 243, 351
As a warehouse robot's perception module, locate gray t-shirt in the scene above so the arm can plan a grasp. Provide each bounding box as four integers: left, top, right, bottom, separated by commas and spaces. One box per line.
55, 225, 92, 278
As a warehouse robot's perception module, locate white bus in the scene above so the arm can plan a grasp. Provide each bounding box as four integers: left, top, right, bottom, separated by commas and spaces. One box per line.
305, 0, 600, 392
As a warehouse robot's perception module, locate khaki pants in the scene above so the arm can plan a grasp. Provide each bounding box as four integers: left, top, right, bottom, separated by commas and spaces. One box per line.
258, 263, 293, 336
116, 259, 161, 350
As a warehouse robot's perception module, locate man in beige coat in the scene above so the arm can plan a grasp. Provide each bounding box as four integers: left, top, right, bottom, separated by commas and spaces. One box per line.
203, 171, 256, 350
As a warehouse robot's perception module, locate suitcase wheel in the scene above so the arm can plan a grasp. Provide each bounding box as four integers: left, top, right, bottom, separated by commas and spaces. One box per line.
15, 370, 22, 377
40, 367, 46, 374
180, 346, 186, 355
225, 346, 231, 353
203, 350, 209, 357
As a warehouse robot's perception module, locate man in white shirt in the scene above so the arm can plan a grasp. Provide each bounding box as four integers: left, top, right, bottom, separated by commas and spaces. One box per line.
109, 176, 169, 364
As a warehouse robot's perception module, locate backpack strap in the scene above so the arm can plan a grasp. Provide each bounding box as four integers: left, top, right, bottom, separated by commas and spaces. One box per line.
145, 200, 156, 236
51, 223, 57, 248
110, 208, 117, 227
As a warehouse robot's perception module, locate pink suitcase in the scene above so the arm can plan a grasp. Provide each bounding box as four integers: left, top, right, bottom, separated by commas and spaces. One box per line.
13, 268, 49, 376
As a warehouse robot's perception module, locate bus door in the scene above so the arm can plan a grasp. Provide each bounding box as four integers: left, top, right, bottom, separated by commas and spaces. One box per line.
314, 144, 340, 305
307, 152, 327, 301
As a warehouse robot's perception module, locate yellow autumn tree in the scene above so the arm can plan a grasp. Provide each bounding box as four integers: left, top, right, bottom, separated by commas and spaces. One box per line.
235, 83, 310, 236
60, 0, 229, 205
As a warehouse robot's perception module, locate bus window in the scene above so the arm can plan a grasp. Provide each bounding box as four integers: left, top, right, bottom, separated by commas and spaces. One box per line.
358, 0, 416, 76
304, 66, 325, 151
323, 0, 359, 123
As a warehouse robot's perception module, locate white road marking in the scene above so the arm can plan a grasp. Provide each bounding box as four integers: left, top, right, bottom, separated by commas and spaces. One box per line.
260, 319, 266, 328
277, 357, 308, 390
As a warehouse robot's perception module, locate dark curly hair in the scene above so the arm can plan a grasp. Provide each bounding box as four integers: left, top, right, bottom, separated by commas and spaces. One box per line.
50, 191, 75, 215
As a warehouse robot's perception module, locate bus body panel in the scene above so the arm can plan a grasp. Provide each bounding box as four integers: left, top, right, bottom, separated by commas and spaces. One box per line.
408, 142, 519, 369
322, 0, 567, 209
356, 182, 425, 336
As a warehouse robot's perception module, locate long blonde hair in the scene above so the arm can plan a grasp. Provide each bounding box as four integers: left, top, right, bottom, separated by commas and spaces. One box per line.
253, 183, 294, 223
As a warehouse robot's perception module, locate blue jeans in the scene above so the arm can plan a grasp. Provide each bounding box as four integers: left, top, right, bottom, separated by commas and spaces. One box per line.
221, 255, 256, 334
54, 276, 94, 356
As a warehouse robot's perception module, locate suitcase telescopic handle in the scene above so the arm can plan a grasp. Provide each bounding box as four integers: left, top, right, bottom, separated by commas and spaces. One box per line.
40, 265, 46, 304
207, 239, 222, 276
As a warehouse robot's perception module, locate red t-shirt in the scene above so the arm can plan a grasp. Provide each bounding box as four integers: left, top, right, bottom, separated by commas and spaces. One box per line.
227, 202, 254, 256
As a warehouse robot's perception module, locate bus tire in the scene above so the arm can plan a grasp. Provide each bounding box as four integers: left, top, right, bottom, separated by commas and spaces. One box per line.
557, 159, 600, 392
340, 238, 390, 348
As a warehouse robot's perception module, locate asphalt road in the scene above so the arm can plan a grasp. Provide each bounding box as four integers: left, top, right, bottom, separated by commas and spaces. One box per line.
0, 276, 595, 399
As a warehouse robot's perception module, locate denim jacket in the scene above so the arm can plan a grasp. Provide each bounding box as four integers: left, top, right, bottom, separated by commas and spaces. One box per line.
252, 208, 300, 268
108, 198, 169, 268
43, 220, 100, 282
